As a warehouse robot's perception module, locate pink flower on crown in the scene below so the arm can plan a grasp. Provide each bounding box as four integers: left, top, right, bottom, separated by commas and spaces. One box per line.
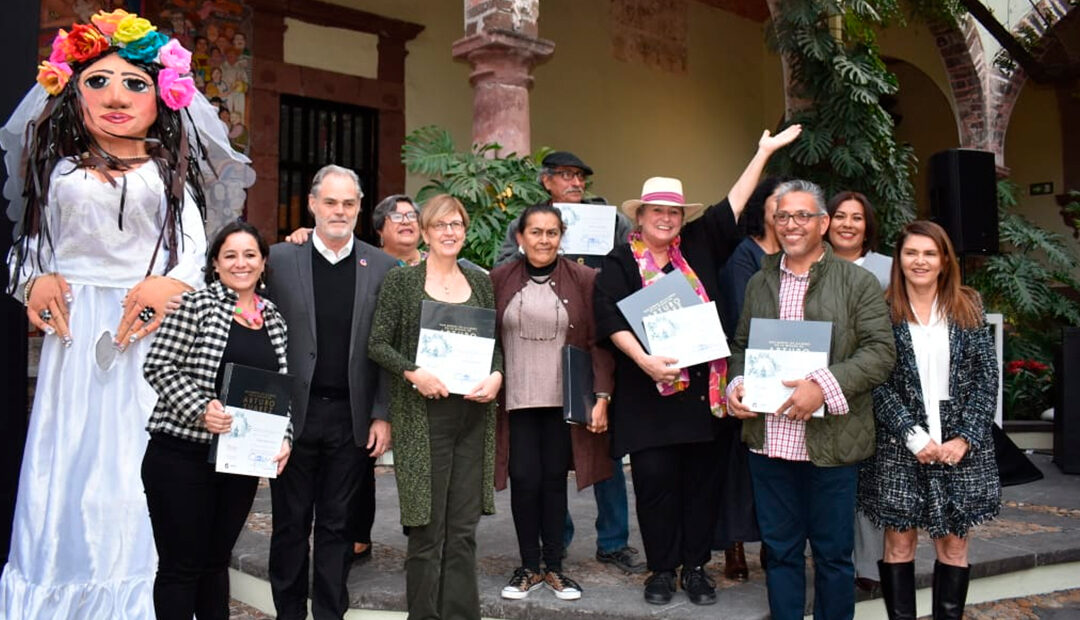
157, 39, 192, 73
49, 29, 71, 64
37, 60, 73, 96
158, 68, 196, 110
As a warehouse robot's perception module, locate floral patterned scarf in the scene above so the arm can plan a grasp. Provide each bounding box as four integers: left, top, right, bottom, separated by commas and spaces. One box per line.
629, 231, 727, 417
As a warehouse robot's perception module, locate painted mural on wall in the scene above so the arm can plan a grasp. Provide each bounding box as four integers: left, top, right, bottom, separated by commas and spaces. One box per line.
39, 0, 252, 154
154, 0, 253, 153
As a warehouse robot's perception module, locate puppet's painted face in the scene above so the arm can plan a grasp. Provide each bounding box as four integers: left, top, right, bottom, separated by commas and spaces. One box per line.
78, 53, 157, 150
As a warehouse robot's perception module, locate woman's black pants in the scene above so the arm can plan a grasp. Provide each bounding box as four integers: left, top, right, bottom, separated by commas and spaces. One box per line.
141, 433, 259, 620
509, 407, 572, 571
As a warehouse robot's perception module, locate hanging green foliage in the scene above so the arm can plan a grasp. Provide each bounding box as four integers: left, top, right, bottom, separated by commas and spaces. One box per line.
401, 126, 551, 268
765, 0, 917, 247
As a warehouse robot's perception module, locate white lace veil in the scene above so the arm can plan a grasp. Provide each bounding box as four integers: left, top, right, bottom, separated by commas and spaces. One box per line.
1, 84, 255, 241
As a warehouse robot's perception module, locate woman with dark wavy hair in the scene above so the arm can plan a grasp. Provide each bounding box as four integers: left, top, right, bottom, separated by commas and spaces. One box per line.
826, 191, 891, 288
0, 9, 251, 617
858, 220, 999, 620
142, 221, 291, 619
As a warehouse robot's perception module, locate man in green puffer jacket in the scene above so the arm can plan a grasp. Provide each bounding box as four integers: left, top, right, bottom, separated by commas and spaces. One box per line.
726, 179, 895, 620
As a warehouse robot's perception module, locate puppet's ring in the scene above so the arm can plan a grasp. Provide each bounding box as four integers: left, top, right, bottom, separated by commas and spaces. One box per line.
39, 308, 53, 322
138, 307, 155, 322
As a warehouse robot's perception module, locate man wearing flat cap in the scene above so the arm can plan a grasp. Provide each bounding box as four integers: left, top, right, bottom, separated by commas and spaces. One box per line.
494, 151, 632, 269
494, 150, 644, 575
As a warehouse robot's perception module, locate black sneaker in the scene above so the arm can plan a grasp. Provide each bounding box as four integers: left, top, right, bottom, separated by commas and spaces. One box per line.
544, 570, 583, 600
596, 546, 646, 574
643, 570, 676, 605
501, 567, 544, 600
680, 565, 717, 605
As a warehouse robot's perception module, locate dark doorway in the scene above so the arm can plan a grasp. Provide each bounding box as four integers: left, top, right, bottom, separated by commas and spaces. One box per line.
278, 95, 379, 244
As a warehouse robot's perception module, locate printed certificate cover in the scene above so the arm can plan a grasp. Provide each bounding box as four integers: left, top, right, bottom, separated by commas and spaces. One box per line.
642, 301, 730, 368
616, 271, 701, 353
213, 363, 294, 478
744, 318, 832, 417
562, 345, 594, 426
553, 202, 617, 257
416, 300, 496, 395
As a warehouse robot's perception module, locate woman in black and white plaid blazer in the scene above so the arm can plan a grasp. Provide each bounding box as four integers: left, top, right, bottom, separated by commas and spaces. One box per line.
142, 220, 291, 619
857, 221, 999, 620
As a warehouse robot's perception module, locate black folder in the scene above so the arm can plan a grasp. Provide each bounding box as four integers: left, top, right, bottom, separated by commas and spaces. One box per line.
208, 363, 294, 464
562, 345, 595, 426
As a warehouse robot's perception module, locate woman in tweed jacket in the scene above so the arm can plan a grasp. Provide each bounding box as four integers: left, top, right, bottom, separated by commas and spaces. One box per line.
368, 195, 503, 620
857, 221, 999, 620
142, 221, 291, 619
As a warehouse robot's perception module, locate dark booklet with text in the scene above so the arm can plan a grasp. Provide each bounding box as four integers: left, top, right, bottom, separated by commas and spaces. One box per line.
744, 319, 832, 416
417, 300, 496, 395
208, 363, 294, 464
562, 345, 594, 426
615, 270, 701, 353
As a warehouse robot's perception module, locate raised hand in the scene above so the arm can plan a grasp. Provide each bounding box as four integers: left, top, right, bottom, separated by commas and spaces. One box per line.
115, 276, 193, 350
758, 124, 803, 155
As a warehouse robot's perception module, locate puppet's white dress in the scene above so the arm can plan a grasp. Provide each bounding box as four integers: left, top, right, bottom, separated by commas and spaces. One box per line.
0, 160, 205, 619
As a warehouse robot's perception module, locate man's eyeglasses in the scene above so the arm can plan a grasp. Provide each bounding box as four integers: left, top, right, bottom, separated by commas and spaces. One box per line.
774, 211, 825, 226
387, 211, 419, 223
551, 169, 587, 182
430, 220, 465, 233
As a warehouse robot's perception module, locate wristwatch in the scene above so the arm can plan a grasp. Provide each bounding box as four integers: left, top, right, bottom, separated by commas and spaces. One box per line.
595, 392, 612, 402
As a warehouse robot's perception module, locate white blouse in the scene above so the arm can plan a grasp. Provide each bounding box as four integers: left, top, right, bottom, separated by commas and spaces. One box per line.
904, 299, 951, 455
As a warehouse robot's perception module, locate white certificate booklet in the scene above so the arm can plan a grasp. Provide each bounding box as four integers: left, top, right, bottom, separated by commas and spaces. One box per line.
553, 202, 617, 256
416, 301, 496, 395
215, 406, 290, 478
642, 301, 730, 368
743, 318, 832, 418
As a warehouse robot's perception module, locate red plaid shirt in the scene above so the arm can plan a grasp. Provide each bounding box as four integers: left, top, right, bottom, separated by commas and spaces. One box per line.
728, 253, 849, 461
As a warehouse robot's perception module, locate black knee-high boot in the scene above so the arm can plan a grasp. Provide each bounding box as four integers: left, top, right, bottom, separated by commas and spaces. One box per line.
877, 560, 916, 620
932, 560, 970, 620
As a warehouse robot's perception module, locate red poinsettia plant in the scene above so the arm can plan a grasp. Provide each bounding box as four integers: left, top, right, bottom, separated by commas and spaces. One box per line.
1004, 358, 1054, 420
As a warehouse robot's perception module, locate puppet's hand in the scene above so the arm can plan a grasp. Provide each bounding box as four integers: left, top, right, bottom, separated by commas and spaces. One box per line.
26, 273, 73, 345
115, 276, 193, 350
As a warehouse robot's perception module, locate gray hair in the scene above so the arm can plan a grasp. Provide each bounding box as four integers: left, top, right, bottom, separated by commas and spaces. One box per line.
309, 165, 363, 200
774, 179, 827, 215
372, 194, 420, 234
536, 166, 556, 186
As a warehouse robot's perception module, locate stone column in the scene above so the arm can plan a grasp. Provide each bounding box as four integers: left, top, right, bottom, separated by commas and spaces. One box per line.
452, 0, 554, 156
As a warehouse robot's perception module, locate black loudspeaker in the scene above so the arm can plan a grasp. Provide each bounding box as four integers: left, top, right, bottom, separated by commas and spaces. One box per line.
928, 149, 998, 254
1055, 327, 1080, 474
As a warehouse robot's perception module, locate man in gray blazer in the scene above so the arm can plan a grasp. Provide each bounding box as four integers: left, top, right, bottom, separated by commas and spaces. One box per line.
266, 165, 398, 619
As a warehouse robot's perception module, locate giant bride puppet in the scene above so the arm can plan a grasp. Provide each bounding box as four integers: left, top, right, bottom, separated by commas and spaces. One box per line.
0, 9, 252, 618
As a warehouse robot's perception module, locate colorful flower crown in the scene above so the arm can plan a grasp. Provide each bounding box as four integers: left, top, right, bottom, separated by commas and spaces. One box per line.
36, 9, 196, 111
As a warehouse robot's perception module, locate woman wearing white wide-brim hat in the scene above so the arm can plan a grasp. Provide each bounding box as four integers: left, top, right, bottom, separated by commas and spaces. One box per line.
593, 125, 801, 606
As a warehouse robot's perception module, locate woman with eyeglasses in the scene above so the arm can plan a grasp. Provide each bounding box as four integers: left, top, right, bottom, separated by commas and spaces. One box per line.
372, 194, 426, 266
490, 204, 615, 601
368, 194, 503, 619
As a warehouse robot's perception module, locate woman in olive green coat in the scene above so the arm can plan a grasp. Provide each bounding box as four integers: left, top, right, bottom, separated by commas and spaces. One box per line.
368, 194, 503, 620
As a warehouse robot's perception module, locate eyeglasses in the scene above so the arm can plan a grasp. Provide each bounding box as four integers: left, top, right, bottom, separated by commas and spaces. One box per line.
387, 211, 418, 223
551, 169, 587, 182
430, 220, 465, 233
774, 211, 825, 226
